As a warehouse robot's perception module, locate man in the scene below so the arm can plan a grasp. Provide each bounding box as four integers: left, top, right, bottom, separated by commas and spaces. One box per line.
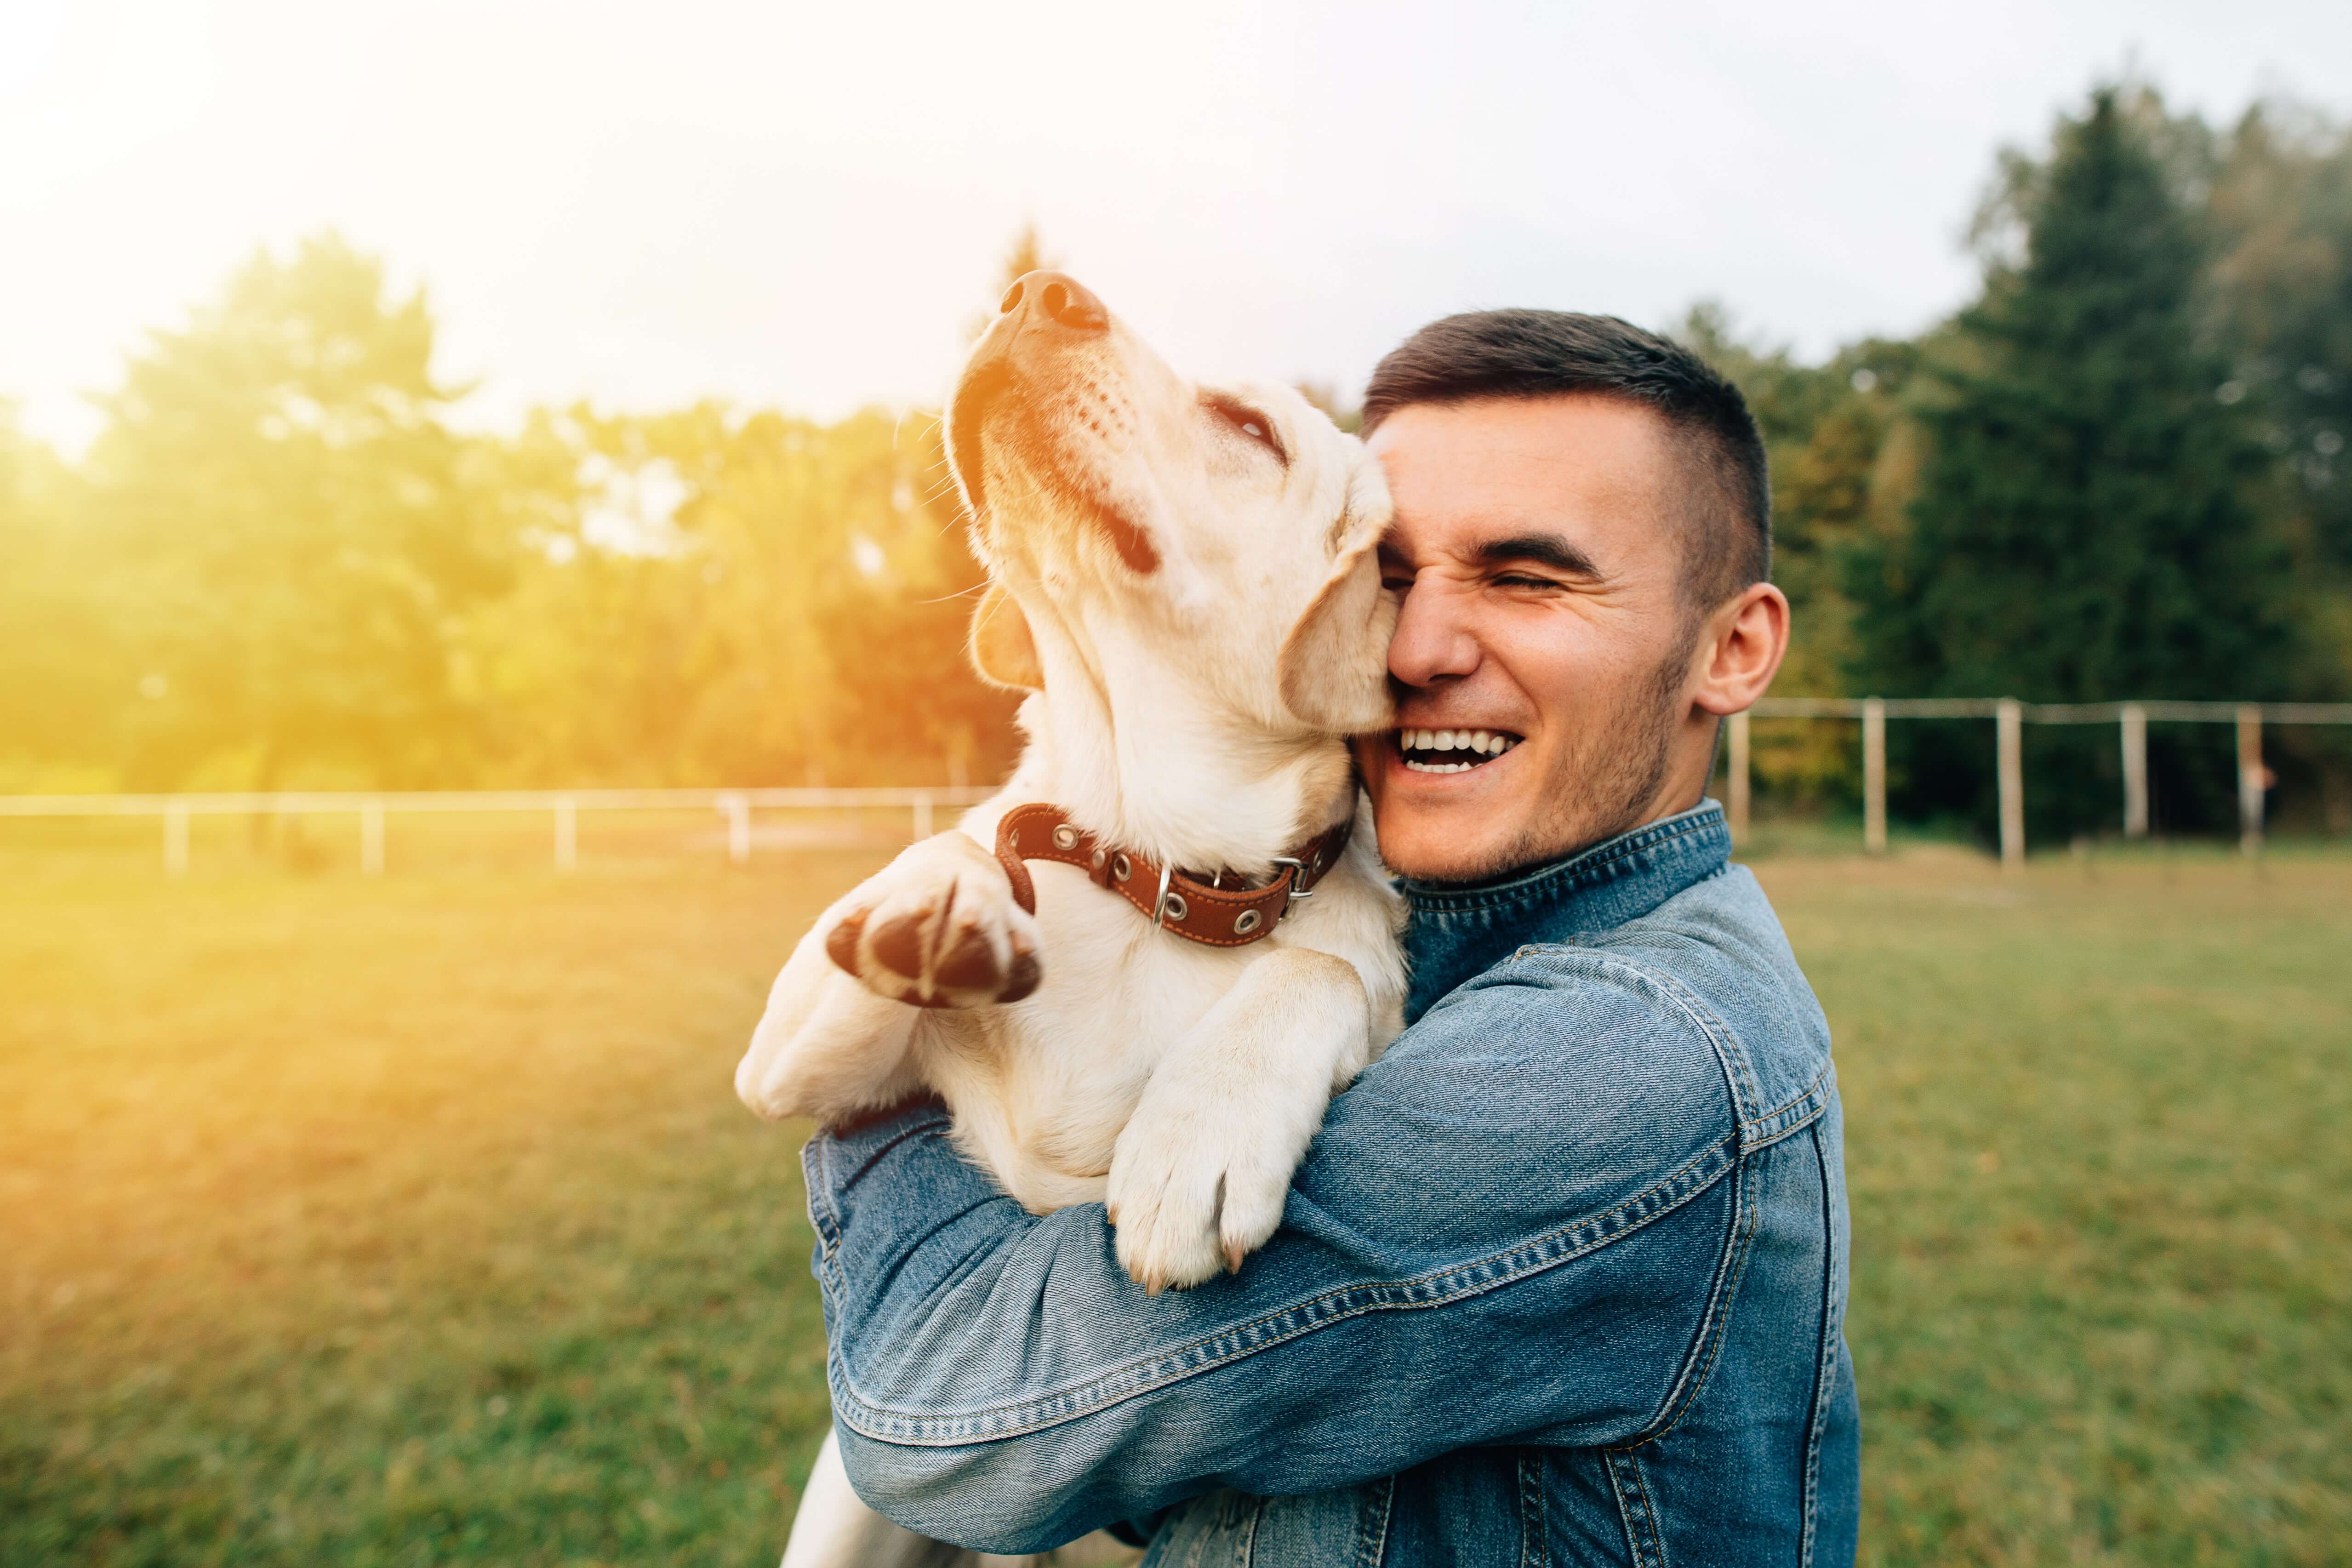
796, 311, 1856, 1565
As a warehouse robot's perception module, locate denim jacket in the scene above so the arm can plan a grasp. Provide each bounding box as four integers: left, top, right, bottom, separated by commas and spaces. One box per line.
803, 802, 1859, 1566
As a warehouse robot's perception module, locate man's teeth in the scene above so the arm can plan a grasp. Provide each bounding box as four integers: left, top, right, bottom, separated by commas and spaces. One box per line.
1399, 727, 1521, 773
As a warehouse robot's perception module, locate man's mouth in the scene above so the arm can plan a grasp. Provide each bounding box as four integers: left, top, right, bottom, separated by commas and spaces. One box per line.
1395, 727, 1523, 775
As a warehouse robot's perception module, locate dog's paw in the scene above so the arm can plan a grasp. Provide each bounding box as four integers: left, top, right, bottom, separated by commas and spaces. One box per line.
1104, 1084, 1296, 1293
822, 832, 1042, 1009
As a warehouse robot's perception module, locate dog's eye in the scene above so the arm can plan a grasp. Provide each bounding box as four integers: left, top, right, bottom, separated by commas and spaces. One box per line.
1206, 398, 1285, 463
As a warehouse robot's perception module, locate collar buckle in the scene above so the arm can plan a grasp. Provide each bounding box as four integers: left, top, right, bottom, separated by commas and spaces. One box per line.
1267, 856, 1314, 921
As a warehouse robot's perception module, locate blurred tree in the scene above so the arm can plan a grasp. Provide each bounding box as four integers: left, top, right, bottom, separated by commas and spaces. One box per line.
2206, 104, 2352, 652
465, 227, 1036, 789
0, 405, 122, 786
2200, 103, 2352, 826
1846, 87, 2303, 841
80, 233, 511, 788
1676, 308, 1923, 807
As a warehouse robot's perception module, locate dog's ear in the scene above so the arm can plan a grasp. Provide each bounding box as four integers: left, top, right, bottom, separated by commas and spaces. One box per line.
1278, 462, 1396, 733
969, 582, 1045, 691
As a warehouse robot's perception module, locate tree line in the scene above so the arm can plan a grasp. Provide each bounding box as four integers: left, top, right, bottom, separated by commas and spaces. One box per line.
1685, 86, 2351, 841
3, 87, 2348, 842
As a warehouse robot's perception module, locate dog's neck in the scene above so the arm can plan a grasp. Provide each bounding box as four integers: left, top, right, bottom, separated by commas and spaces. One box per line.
1007, 620, 1356, 876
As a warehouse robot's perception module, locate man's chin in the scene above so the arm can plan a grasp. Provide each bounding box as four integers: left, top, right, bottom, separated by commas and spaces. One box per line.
1373, 812, 1528, 885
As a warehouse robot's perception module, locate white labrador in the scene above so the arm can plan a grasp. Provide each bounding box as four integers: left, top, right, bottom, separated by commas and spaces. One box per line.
736, 272, 1407, 1568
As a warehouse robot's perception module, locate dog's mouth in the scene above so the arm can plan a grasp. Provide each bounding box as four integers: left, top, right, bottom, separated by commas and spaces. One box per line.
947, 359, 1010, 524
1394, 726, 1523, 774
1042, 473, 1158, 573
948, 361, 1159, 574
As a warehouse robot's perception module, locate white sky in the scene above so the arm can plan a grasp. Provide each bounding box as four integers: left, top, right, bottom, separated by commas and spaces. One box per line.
5, 0, 2350, 454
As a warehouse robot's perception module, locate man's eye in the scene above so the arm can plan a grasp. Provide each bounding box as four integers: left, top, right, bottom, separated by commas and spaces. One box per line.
1495, 574, 1560, 590
1209, 400, 1284, 462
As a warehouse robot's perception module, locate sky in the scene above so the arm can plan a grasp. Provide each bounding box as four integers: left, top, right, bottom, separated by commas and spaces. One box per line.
5, 0, 2352, 455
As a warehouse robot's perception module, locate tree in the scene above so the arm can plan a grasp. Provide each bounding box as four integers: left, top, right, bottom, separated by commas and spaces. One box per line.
80, 233, 512, 788
2199, 103, 2352, 826
1677, 307, 1921, 807
0, 405, 120, 786
1847, 87, 2303, 840
466, 232, 1041, 788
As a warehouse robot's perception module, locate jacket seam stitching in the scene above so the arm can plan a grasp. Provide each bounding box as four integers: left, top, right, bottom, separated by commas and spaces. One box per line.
1604, 1450, 1664, 1568
1476, 950, 1772, 1127
1633, 962, 1764, 1124
1798, 1120, 1839, 1568
1629, 1455, 1670, 1568
1353, 1476, 1394, 1568
805, 1138, 843, 1260
1740, 1061, 1836, 1150
1531, 945, 1782, 1443
827, 1133, 1738, 1443
1627, 1133, 1761, 1447
1518, 1450, 1544, 1568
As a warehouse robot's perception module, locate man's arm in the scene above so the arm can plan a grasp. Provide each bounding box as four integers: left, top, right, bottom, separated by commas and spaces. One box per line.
807, 951, 1760, 1554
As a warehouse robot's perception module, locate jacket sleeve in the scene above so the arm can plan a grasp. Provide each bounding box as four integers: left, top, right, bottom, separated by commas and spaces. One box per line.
806, 952, 1748, 1554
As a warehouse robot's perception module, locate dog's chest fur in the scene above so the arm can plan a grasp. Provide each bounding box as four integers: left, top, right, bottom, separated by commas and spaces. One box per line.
912, 795, 1406, 1214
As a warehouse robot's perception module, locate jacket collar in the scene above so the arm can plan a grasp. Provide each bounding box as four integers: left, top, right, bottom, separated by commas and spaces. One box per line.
1398, 802, 1732, 1024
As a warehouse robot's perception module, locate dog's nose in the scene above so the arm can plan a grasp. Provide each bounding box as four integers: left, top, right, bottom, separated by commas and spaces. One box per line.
999, 270, 1108, 332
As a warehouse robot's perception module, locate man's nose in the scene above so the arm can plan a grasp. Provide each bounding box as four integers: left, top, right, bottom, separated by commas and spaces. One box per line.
999, 271, 1109, 333
1387, 577, 1483, 688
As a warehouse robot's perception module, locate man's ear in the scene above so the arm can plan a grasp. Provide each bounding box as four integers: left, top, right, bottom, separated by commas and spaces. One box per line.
1278, 462, 1396, 733
968, 581, 1044, 691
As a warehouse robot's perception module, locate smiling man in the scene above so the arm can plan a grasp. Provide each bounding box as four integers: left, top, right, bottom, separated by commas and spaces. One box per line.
794, 312, 1855, 1566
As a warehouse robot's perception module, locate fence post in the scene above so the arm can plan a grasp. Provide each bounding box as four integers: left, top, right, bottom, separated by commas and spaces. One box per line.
361, 800, 385, 876
554, 796, 577, 872
718, 793, 751, 865
1862, 697, 1887, 855
1726, 712, 1751, 845
912, 791, 935, 842
1996, 698, 2024, 870
2238, 706, 2264, 857
2120, 703, 2148, 839
164, 801, 189, 877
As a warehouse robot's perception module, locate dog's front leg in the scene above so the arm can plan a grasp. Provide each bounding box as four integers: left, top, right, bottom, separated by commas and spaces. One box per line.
1104, 947, 1372, 1292
736, 832, 1042, 1125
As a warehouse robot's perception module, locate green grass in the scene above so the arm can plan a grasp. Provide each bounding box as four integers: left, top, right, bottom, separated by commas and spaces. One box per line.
1757, 846, 2352, 1565
2, 834, 2347, 1565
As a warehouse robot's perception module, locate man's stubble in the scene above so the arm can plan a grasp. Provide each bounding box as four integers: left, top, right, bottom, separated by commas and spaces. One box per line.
1484, 623, 1699, 881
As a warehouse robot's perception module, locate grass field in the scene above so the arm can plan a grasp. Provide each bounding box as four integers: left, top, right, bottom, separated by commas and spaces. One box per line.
3, 821, 2348, 1566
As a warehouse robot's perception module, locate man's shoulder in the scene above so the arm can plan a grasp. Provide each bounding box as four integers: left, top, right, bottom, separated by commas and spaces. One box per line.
1563, 861, 1834, 1134
1349, 928, 1743, 1214
1386, 862, 1831, 1148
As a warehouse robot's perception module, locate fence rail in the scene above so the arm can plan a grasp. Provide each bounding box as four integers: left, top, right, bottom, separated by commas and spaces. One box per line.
1737, 698, 2352, 865
7, 697, 2352, 874
0, 786, 996, 876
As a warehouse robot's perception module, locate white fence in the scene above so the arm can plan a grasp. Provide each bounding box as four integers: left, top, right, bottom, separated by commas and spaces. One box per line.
0, 786, 995, 876
6, 698, 2352, 874
1736, 698, 2352, 864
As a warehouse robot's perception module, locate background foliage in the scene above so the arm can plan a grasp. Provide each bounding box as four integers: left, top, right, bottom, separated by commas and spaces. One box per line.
1684, 85, 2352, 842
5, 84, 2351, 842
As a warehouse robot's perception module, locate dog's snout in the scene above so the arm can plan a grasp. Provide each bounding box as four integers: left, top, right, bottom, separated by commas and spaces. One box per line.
1001, 270, 1108, 333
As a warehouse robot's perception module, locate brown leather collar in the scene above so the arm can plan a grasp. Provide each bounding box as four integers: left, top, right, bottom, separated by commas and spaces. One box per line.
992, 803, 1354, 948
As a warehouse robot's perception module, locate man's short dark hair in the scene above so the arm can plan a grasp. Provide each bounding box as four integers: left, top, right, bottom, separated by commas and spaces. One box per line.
1360, 310, 1771, 607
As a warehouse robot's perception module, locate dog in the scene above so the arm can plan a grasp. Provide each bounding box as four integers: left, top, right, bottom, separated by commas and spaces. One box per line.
735, 272, 1408, 1568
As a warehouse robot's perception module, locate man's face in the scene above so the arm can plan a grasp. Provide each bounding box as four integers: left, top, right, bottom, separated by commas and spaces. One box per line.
1353, 394, 1708, 882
